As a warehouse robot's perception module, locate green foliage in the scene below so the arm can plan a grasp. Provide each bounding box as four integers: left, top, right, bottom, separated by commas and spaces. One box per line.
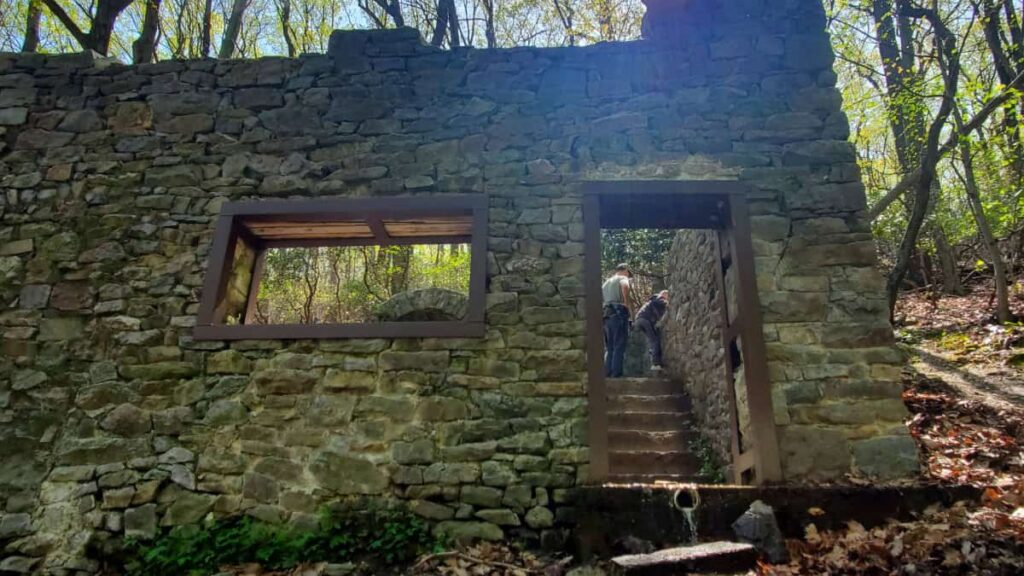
601, 228, 676, 311
690, 435, 726, 484
828, 0, 1024, 283
895, 328, 925, 345
252, 244, 470, 325
936, 331, 977, 354
123, 503, 442, 576
0, 0, 644, 61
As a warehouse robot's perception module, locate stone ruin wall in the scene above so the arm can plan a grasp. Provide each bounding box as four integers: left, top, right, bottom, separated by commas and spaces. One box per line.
0, 0, 918, 571
662, 229, 734, 467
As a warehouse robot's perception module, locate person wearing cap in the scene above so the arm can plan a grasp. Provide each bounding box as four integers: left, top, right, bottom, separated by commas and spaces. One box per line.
602, 263, 632, 377
635, 290, 669, 372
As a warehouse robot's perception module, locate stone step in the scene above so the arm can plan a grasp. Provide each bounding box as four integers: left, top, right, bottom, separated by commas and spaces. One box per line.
606, 378, 680, 396
610, 542, 757, 575
608, 450, 702, 476
608, 394, 691, 412
607, 411, 695, 432
608, 429, 696, 452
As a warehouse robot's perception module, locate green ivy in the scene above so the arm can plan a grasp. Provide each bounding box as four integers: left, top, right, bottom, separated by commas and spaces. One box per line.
690, 435, 727, 484
123, 502, 443, 576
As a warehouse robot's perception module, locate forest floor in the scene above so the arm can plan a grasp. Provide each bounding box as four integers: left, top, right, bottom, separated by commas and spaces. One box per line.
894, 280, 1024, 409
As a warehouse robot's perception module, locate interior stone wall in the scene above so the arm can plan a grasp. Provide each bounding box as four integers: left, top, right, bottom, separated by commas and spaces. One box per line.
662, 230, 734, 467
0, 0, 918, 572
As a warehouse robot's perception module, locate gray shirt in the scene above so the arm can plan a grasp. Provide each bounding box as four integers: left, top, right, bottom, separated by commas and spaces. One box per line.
602, 275, 629, 305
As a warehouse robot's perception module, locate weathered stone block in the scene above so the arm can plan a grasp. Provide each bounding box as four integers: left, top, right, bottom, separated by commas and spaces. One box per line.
252, 368, 317, 394
355, 396, 415, 421
0, 107, 27, 125
417, 397, 472, 422
243, 473, 279, 503
778, 425, 850, 480
100, 404, 152, 437
324, 369, 377, 392
468, 358, 520, 380
441, 441, 497, 462
58, 438, 149, 466
1, 239, 34, 256
852, 435, 919, 478
12, 369, 47, 391
306, 395, 356, 426
461, 486, 503, 508
15, 129, 74, 149
0, 513, 31, 539
309, 452, 388, 495
58, 110, 103, 132
475, 508, 521, 526
423, 463, 480, 485
207, 350, 252, 374
162, 492, 214, 526
50, 281, 93, 310
434, 520, 503, 543
204, 400, 249, 426
144, 165, 202, 187
393, 439, 435, 465
125, 504, 158, 539
120, 362, 198, 381
408, 500, 453, 521
379, 351, 449, 372
525, 505, 554, 529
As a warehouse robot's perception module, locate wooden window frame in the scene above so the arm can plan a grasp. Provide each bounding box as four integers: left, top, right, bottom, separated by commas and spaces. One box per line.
194, 195, 488, 340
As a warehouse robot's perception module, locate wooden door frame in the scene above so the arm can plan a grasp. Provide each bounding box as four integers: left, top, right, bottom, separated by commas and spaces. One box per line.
582, 180, 782, 484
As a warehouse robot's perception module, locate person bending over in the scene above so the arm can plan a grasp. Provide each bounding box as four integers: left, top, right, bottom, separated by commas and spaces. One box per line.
635, 290, 669, 372
601, 263, 632, 377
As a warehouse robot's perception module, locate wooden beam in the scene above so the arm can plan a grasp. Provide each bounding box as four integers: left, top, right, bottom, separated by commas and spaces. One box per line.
583, 193, 609, 482
196, 215, 238, 326
729, 193, 783, 483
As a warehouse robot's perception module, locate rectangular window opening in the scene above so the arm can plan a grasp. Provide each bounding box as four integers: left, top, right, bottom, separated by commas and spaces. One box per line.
195, 196, 487, 340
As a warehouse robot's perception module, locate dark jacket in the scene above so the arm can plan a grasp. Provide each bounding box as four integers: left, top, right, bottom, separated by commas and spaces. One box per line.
636, 295, 667, 324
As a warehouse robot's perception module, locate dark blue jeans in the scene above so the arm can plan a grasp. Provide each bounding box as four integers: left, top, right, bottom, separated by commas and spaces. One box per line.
603, 304, 629, 377
635, 317, 663, 367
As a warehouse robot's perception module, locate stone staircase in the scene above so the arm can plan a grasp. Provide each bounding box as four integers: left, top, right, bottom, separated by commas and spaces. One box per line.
606, 377, 703, 483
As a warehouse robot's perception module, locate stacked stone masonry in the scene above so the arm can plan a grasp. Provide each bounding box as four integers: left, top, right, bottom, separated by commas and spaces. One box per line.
0, 0, 917, 572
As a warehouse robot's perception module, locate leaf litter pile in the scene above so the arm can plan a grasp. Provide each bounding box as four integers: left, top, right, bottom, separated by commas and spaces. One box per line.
764, 371, 1024, 575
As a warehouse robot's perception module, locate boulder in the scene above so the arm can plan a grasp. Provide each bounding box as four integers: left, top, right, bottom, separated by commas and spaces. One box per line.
731, 500, 788, 563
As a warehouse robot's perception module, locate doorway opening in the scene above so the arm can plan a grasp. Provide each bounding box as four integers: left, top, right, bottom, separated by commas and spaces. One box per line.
582, 181, 782, 486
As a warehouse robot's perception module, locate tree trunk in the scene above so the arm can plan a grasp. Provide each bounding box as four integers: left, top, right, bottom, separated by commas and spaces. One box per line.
430, 0, 450, 47
40, 0, 133, 55
385, 0, 404, 27
482, 0, 496, 48
552, 0, 576, 46
21, 0, 41, 52
389, 246, 412, 295
277, 0, 297, 57
958, 130, 1013, 322
597, 0, 614, 40
219, 0, 251, 59
886, 6, 962, 319
446, 0, 461, 48
132, 0, 162, 64
977, 0, 1024, 186
201, 0, 214, 56
933, 227, 964, 295
87, 0, 134, 55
